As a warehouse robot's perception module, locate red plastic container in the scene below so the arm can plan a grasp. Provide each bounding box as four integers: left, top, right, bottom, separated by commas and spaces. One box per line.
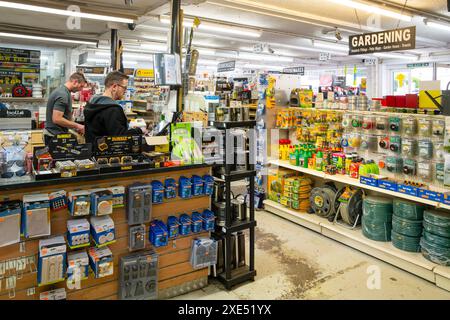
385, 95, 396, 107
405, 94, 418, 109
395, 95, 406, 108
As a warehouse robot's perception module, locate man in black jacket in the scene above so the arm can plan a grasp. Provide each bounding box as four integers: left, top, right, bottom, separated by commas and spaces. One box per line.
84, 71, 147, 144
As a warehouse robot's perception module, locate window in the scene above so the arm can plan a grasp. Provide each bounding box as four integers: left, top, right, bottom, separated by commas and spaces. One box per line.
437, 64, 450, 90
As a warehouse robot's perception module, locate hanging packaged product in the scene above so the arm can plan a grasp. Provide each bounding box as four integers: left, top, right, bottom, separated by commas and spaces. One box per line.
38, 236, 66, 286
90, 216, 115, 247
402, 159, 417, 177
150, 180, 164, 204
88, 246, 113, 278
389, 136, 402, 153
417, 161, 433, 181
418, 140, 433, 160
435, 142, 445, 161
0, 200, 21, 248
191, 175, 204, 196
67, 219, 90, 249
149, 219, 168, 247
203, 175, 214, 196
432, 119, 445, 137
178, 176, 192, 199
190, 237, 218, 269
436, 162, 445, 183
375, 116, 388, 131
418, 118, 432, 137
89, 189, 114, 216
401, 138, 417, 157
68, 190, 91, 217
342, 114, 352, 129
202, 209, 216, 231
22, 193, 51, 239
164, 178, 177, 199
126, 183, 152, 225
167, 216, 180, 239
386, 157, 403, 174
67, 251, 89, 282
49, 190, 68, 211
178, 214, 193, 236
378, 136, 390, 151
389, 116, 401, 132
351, 115, 362, 129
362, 116, 375, 130
108, 186, 125, 208
39, 288, 67, 300
129, 225, 146, 252
403, 117, 417, 135
191, 211, 203, 233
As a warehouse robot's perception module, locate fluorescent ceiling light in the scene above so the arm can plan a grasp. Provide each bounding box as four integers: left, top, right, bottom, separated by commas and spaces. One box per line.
373, 52, 416, 60
197, 60, 219, 66
268, 42, 349, 56
0, 32, 97, 45
243, 64, 284, 71
313, 41, 348, 52
425, 21, 450, 32
0, 1, 134, 23
140, 43, 167, 52
328, 0, 412, 22
123, 61, 138, 65
94, 51, 153, 61
87, 58, 110, 64
239, 52, 293, 63
141, 35, 168, 42
160, 16, 261, 38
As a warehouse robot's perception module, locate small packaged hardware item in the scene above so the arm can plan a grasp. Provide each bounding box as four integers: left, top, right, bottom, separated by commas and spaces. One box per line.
389, 116, 401, 132
67, 219, 90, 249
90, 216, 115, 246
149, 219, 168, 247
190, 238, 217, 269
97, 158, 108, 165
55, 160, 76, 177
389, 136, 402, 153
49, 190, 68, 211
203, 175, 214, 196
432, 119, 445, 137
67, 251, 89, 282
402, 139, 417, 157
418, 140, 434, 160
0, 200, 22, 248
179, 214, 192, 236
38, 236, 66, 286
403, 159, 417, 177
74, 159, 96, 171
375, 116, 388, 131
89, 188, 114, 216
40, 288, 67, 300
126, 183, 152, 225
386, 157, 403, 174
108, 186, 125, 208
202, 209, 216, 232
436, 163, 445, 183
362, 116, 375, 130
121, 156, 133, 164
191, 211, 203, 233
120, 251, 158, 300
22, 193, 51, 238
418, 118, 432, 137
150, 180, 164, 204
191, 175, 204, 196
167, 216, 180, 239
178, 176, 192, 199
129, 225, 146, 251
88, 246, 113, 278
418, 162, 433, 181
164, 178, 177, 199
403, 117, 417, 135
68, 190, 91, 217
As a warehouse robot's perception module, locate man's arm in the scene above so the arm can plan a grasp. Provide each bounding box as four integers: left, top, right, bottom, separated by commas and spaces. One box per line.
52, 110, 85, 134
103, 108, 145, 136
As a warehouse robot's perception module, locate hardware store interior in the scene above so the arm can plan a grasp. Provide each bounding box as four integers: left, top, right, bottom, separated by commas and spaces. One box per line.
1, 0, 450, 300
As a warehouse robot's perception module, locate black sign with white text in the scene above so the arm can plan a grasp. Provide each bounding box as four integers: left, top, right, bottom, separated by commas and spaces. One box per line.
283, 66, 305, 75
349, 26, 416, 55
217, 61, 236, 72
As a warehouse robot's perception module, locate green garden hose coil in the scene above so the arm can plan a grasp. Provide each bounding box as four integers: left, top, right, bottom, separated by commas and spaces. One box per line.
391, 230, 421, 252
420, 237, 450, 266
423, 210, 450, 229
362, 215, 392, 242
393, 199, 425, 221
423, 230, 450, 248
423, 220, 450, 238
392, 215, 423, 237
363, 196, 393, 222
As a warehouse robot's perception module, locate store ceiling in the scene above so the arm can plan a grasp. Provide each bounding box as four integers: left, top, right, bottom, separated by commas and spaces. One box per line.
0, 0, 449, 66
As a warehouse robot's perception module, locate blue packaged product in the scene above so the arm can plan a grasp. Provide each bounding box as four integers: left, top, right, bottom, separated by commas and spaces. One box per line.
149, 219, 168, 247
179, 214, 192, 236
202, 209, 216, 231
164, 178, 177, 199
191, 212, 203, 233
179, 176, 192, 199
203, 175, 214, 196
151, 180, 164, 204
167, 216, 180, 239
192, 175, 204, 196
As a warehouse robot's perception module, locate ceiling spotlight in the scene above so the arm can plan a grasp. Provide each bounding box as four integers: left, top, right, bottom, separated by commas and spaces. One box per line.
322, 27, 343, 41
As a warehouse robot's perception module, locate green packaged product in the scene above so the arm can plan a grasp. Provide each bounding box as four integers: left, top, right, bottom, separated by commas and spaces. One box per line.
291, 200, 300, 210
423, 210, 450, 228
393, 199, 425, 221
362, 215, 392, 242
423, 220, 450, 238
391, 230, 421, 252
392, 215, 423, 237
423, 230, 450, 248
420, 238, 450, 266
363, 196, 393, 221
291, 193, 299, 201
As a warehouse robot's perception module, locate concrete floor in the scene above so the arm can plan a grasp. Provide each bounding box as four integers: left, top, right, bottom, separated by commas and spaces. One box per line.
174, 210, 450, 300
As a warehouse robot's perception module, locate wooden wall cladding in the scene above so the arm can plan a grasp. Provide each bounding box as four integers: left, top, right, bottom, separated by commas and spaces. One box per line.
0, 166, 211, 300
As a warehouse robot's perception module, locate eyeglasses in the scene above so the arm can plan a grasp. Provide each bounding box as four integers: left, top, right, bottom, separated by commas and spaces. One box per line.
116, 84, 128, 91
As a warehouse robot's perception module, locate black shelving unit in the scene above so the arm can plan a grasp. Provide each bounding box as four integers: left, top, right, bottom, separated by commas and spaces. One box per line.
212, 120, 257, 290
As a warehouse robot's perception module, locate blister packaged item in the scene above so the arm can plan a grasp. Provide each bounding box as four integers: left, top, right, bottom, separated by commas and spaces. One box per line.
351, 115, 362, 129
67, 251, 89, 282
378, 136, 390, 151
88, 246, 113, 278
418, 118, 432, 137
89, 188, 113, 216
0, 200, 21, 248
202, 209, 216, 231
403, 159, 417, 177
203, 175, 214, 196
129, 225, 146, 251
150, 180, 164, 204
68, 190, 91, 217
389, 136, 402, 153
418, 140, 433, 160
190, 237, 217, 269
38, 236, 66, 286
403, 117, 417, 135
164, 178, 177, 199
362, 116, 375, 130
436, 162, 445, 183
108, 186, 125, 208
386, 156, 403, 174
435, 142, 445, 161
22, 193, 51, 239
401, 138, 417, 157
191, 175, 204, 196
40, 288, 66, 300
191, 212, 203, 233
179, 214, 192, 236
90, 216, 115, 246
375, 116, 388, 131
342, 114, 352, 129
179, 176, 192, 199
417, 161, 433, 181
49, 190, 68, 211
348, 133, 361, 148
74, 159, 96, 171
126, 183, 152, 225
389, 116, 401, 132
67, 219, 90, 249
149, 219, 168, 247
167, 216, 180, 239
432, 119, 445, 137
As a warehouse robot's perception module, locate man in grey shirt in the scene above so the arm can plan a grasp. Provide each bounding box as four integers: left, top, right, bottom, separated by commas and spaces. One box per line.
44, 72, 86, 145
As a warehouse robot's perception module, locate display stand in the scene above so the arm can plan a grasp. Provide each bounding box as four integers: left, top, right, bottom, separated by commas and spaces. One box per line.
212, 120, 257, 289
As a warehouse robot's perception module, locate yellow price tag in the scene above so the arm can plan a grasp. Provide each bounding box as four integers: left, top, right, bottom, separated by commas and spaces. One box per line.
135, 69, 154, 78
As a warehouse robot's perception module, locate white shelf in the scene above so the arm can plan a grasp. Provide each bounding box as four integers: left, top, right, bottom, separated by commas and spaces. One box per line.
0, 97, 46, 103
263, 199, 449, 290
269, 159, 450, 211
